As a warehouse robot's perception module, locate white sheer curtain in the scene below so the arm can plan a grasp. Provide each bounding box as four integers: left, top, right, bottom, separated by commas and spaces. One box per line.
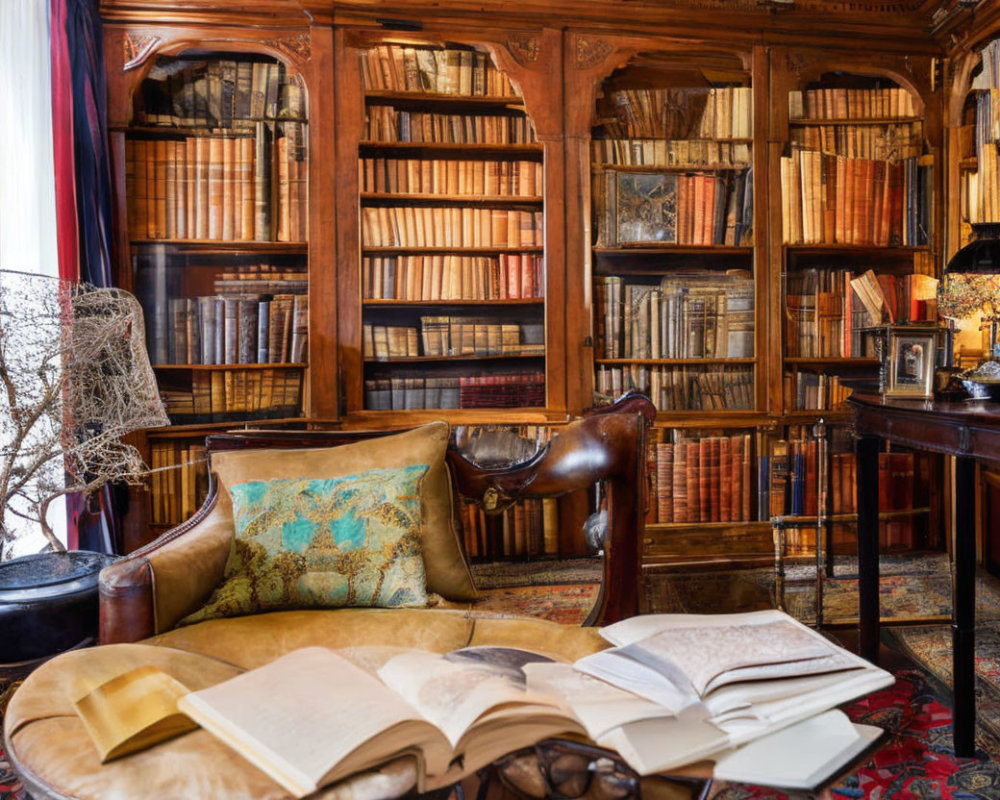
0, 0, 67, 553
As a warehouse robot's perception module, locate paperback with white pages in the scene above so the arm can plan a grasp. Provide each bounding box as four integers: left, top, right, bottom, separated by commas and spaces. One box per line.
560, 609, 894, 785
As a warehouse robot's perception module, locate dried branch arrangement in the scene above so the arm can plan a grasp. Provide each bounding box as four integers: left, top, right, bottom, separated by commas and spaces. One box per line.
0, 271, 168, 558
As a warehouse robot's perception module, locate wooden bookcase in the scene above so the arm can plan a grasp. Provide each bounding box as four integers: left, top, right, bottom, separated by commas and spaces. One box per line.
333, 27, 566, 426
100, 2, 995, 575
355, 42, 546, 414
102, 26, 321, 541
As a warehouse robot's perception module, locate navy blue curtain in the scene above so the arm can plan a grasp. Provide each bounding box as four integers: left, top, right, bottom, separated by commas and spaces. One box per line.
66, 0, 114, 288
55, 0, 121, 552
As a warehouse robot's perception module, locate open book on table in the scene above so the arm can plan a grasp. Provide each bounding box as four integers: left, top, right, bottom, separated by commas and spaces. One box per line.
74, 609, 892, 796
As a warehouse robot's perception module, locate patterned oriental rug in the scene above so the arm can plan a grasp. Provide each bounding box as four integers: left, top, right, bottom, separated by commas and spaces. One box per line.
709, 670, 1000, 800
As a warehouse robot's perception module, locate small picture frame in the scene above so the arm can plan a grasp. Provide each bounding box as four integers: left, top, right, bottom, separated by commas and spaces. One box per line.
886, 331, 936, 398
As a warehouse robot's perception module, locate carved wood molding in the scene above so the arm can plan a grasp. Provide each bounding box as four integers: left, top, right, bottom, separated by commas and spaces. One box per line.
261, 33, 311, 63
505, 35, 540, 66
123, 33, 162, 71
574, 36, 614, 70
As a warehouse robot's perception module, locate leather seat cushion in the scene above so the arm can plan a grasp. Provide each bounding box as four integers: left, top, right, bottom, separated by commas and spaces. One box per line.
5, 609, 609, 800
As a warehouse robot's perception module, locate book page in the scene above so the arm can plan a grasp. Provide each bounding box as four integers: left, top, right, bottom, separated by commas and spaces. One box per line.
620, 620, 835, 696
600, 609, 804, 647
523, 661, 687, 740
573, 648, 700, 712
376, 648, 567, 748
178, 647, 452, 798
712, 709, 883, 789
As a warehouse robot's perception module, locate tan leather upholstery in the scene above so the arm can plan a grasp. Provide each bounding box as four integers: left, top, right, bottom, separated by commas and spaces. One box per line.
5, 611, 610, 800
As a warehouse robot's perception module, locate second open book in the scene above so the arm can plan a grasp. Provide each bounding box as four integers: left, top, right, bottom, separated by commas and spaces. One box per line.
76, 609, 893, 797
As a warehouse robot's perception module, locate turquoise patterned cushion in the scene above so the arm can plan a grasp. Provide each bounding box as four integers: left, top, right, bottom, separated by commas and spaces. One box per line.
180, 465, 430, 624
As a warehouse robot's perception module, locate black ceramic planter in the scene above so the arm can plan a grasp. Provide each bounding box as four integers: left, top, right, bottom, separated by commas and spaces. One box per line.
0, 551, 117, 663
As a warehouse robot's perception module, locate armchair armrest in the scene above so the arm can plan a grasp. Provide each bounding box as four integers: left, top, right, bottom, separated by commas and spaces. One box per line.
99, 498, 234, 644
448, 393, 654, 625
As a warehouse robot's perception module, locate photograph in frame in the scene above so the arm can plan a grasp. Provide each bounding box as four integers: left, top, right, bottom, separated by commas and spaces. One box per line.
886, 332, 936, 398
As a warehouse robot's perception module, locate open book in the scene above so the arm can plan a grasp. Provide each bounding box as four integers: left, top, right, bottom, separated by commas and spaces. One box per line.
74, 610, 891, 795
76, 645, 586, 798
557, 609, 892, 785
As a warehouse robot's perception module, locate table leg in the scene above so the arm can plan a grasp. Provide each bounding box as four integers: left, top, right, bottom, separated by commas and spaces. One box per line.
953, 455, 977, 758
856, 434, 881, 664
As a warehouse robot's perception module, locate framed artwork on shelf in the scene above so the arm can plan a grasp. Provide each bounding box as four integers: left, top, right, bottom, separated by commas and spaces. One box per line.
602, 170, 678, 246
886, 330, 936, 397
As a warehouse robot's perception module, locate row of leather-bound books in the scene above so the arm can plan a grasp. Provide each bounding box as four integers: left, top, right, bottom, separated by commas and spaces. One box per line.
125, 126, 307, 242
788, 87, 917, 120
363, 108, 536, 144
782, 370, 853, 412
135, 58, 304, 129
648, 427, 921, 551
789, 122, 922, 162
363, 319, 543, 360
361, 44, 517, 97
596, 86, 753, 141
650, 433, 753, 524
159, 368, 303, 423
151, 292, 307, 367
362, 253, 544, 302
148, 441, 208, 526
594, 274, 754, 360
965, 106, 1000, 223
779, 151, 932, 246
359, 158, 542, 197
361, 207, 543, 248
596, 364, 754, 412
784, 267, 938, 358
591, 139, 751, 168
460, 498, 560, 561
363, 371, 545, 410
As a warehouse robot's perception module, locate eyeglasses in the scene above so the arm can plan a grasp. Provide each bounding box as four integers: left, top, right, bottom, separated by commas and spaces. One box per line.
488, 739, 640, 800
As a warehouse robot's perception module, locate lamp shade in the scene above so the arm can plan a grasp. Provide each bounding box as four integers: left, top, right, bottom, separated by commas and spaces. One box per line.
946, 224, 1000, 274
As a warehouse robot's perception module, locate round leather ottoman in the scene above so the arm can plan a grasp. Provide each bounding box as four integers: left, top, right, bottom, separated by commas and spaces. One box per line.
4, 609, 609, 800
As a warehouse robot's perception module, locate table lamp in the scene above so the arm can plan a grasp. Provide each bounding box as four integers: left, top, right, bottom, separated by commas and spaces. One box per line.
938, 223, 1000, 360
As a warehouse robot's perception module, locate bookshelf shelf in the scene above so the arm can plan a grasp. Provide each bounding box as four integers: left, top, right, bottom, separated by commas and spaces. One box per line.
345, 408, 558, 426
358, 142, 543, 158
596, 357, 756, 365
152, 363, 307, 370
593, 245, 753, 256
785, 244, 931, 256
145, 418, 309, 437
361, 193, 544, 206
788, 116, 922, 126
646, 521, 773, 533
362, 246, 544, 255
362, 298, 543, 307
364, 90, 527, 109
364, 353, 543, 363
591, 162, 751, 173
129, 240, 308, 253
783, 357, 879, 366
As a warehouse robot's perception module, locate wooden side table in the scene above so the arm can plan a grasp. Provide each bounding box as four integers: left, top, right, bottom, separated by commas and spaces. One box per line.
848, 393, 1000, 757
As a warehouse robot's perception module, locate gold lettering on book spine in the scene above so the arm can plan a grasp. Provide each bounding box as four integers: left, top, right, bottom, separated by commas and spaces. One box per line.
123, 34, 161, 71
